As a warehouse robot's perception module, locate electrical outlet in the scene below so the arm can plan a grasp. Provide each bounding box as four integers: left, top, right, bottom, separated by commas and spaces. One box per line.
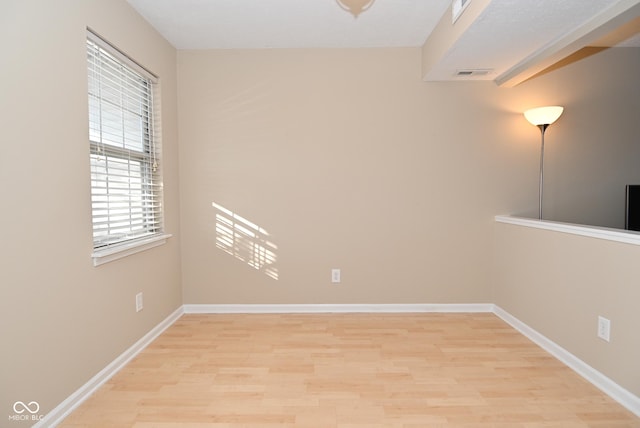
331, 269, 341, 283
136, 292, 143, 312
597, 316, 610, 342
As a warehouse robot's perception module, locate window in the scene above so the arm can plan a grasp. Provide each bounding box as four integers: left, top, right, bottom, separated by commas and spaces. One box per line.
87, 31, 167, 265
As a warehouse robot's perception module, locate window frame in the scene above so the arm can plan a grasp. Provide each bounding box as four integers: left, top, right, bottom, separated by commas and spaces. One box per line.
87, 30, 170, 266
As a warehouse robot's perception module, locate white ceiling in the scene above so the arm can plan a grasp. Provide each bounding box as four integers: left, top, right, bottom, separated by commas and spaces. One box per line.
126, 0, 451, 49
127, 0, 640, 84
425, 0, 640, 83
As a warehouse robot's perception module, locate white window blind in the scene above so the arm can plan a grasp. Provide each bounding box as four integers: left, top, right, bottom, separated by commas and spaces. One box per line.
87, 32, 163, 251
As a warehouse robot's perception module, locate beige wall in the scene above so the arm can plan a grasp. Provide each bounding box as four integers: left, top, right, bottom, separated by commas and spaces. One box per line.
0, 0, 181, 423
178, 48, 512, 305
531, 48, 640, 228
493, 222, 640, 396
178, 46, 640, 305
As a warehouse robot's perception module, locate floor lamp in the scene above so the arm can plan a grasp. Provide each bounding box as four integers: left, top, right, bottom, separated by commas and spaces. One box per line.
524, 106, 564, 220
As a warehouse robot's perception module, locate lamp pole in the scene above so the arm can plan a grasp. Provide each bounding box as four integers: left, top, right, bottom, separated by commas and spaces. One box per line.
538, 124, 549, 220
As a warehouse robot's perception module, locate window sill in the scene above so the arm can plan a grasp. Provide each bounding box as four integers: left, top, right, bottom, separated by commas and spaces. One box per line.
92, 233, 172, 266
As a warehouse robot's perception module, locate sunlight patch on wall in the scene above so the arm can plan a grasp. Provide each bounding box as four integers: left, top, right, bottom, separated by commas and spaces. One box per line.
212, 202, 278, 280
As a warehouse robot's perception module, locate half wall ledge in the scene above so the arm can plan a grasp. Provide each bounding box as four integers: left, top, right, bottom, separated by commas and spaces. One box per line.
494, 215, 640, 247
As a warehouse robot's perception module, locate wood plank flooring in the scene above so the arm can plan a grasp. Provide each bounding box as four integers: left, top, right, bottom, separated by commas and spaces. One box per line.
61, 313, 640, 427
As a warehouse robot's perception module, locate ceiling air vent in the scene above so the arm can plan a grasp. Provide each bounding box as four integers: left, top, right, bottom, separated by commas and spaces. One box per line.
452, 0, 471, 23
455, 69, 492, 77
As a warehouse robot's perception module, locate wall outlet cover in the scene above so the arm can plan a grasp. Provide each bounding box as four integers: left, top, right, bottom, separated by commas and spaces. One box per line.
597, 316, 610, 342
136, 292, 144, 312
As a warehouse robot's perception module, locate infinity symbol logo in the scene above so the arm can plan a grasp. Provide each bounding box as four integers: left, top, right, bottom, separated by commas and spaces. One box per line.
13, 401, 40, 414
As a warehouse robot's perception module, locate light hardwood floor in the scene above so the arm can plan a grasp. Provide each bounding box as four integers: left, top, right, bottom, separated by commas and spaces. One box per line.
61, 313, 640, 427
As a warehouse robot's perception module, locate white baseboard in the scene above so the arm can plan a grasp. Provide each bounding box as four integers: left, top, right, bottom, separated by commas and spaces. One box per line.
37, 306, 184, 428
493, 305, 640, 418
183, 303, 495, 314
40, 303, 640, 426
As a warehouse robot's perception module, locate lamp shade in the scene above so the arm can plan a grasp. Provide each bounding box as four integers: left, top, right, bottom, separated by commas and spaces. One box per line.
524, 106, 564, 126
